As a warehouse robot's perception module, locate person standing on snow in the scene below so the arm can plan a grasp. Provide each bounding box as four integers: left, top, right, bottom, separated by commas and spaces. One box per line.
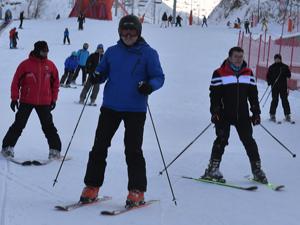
161, 12, 168, 28
202, 15, 208, 27
79, 44, 104, 105
78, 12, 85, 30
168, 15, 173, 27
175, 15, 183, 27
19, 11, 24, 29
63, 28, 71, 45
202, 46, 268, 184
60, 51, 78, 87
244, 19, 250, 34
267, 54, 292, 123
1, 41, 62, 160
72, 43, 89, 85
9, 27, 16, 49
79, 15, 165, 207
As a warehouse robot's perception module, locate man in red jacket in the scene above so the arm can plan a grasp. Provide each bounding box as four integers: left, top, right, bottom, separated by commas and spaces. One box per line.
1, 41, 62, 160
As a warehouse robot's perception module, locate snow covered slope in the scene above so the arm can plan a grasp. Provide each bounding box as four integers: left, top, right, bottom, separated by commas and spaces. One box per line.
0, 18, 299, 225
209, 0, 300, 24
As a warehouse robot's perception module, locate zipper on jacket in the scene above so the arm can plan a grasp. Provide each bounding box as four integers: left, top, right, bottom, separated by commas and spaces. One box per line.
37, 62, 42, 104
236, 72, 240, 122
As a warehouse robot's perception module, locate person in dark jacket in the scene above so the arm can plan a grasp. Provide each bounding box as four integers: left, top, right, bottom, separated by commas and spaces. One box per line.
79, 44, 104, 105
202, 46, 268, 184
1, 41, 62, 160
267, 54, 292, 122
168, 15, 173, 27
175, 15, 183, 27
19, 11, 24, 29
202, 15, 208, 27
78, 12, 85, 30
79, 15, 165, 206
161, 12, 168, 28
12, 30, 19, 48
244, 19, 250, 34
60, 51, 78, 87
9, 27, 16, 49
63, 28, 70, 45
72, 43, 89, 85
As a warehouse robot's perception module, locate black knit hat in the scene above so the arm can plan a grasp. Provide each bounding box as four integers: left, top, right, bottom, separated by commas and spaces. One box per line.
34, 41, 49, 52
118, 15, 142, 36
274, 54, 282, 60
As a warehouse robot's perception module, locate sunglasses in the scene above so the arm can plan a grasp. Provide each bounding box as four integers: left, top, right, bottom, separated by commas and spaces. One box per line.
120, 29, 138, 37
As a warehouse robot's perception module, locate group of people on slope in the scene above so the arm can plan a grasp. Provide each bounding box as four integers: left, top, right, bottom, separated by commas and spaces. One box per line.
1, 15, 294, 208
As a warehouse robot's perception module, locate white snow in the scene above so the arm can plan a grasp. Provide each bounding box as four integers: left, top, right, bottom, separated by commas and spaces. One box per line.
0, 18, 299, 225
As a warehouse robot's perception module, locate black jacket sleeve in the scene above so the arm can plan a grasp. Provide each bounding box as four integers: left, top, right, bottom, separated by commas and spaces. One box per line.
209, 70, 223, 115
248, 72, 261, 115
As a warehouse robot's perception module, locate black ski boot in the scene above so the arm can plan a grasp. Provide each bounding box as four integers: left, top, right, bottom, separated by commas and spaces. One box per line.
251, 161, 268, 184
269, 114, 276, 122
201, 159, 225, 183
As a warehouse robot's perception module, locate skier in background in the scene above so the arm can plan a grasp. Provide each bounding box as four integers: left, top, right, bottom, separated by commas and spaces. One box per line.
261, 17, 268, 32
19, 11, 24, 29
267, 54, 292, 123
168, 14, 173, 27
202, 46, 268, 184
60, 51, 78, 87
63, 28, 70, 45
9, 27, 16, 49
72, 43, 89, 85
175, 15, 183, 27
202, 15, 208, 27
1, 41, 62, 160
78, 12, 85, 30
244, 19, 250, 34
161, 12, 168, 28
79, 44, 104, 105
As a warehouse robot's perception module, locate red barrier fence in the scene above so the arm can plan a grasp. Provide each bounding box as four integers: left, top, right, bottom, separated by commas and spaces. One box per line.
238, 31, 300, 90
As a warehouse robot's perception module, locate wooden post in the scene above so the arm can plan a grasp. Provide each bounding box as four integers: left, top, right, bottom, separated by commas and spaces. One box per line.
266, 35, 271, 68
248, 33, 252, 67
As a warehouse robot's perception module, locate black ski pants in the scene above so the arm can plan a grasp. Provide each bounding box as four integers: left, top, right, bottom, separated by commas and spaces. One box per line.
60, 69, 74, 85
63, 35, 70, 44
210, 119, 260, 162
79, 74, 100, 102
84, 107, 147, 192
2, 103, 61, 151
72, 65, 87, 85
269, 87, 291, 115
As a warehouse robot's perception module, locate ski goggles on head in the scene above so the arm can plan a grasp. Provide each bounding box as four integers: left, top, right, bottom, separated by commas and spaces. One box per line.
120, 28, 138, 37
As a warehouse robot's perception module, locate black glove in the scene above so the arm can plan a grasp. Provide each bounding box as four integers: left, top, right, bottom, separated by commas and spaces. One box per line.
90, 72, 102, 85
211, 113, 221, 124
10, 100, 19, 112
138, 82, 153, 95
50, 102, 56, 111
251, 114, 261, 126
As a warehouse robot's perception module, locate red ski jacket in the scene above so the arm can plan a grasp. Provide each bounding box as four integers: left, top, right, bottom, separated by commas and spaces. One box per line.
9, 28, 16, 38
11, 52, 59, 105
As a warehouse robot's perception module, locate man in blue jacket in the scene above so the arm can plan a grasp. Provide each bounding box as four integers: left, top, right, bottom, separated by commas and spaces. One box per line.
72, 43, 89, 85
60, 51, 78, 87
80, 15, 165, 207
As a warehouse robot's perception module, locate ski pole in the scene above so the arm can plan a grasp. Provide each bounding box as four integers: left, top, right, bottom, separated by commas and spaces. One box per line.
159, 122, 212, 175
259, 124, 296, 158
53, 87, 93, 187
147, 103, 177, 206
262, 88, 272, 108
259, 85, 270, 104
262, 68, 282, 108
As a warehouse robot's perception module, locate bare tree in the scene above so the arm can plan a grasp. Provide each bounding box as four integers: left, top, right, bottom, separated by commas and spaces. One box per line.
26, 0, 46, 18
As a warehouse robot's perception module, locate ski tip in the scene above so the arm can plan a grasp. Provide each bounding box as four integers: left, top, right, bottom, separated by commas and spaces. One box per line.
292, 154, 296, 158
55, 205, 70, 211
101, 210, 117, 215
274, 185, 285, 191
247, 186, 258, 191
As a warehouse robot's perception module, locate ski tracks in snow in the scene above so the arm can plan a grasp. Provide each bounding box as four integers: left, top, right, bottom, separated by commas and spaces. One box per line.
0, 159, 9, 225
